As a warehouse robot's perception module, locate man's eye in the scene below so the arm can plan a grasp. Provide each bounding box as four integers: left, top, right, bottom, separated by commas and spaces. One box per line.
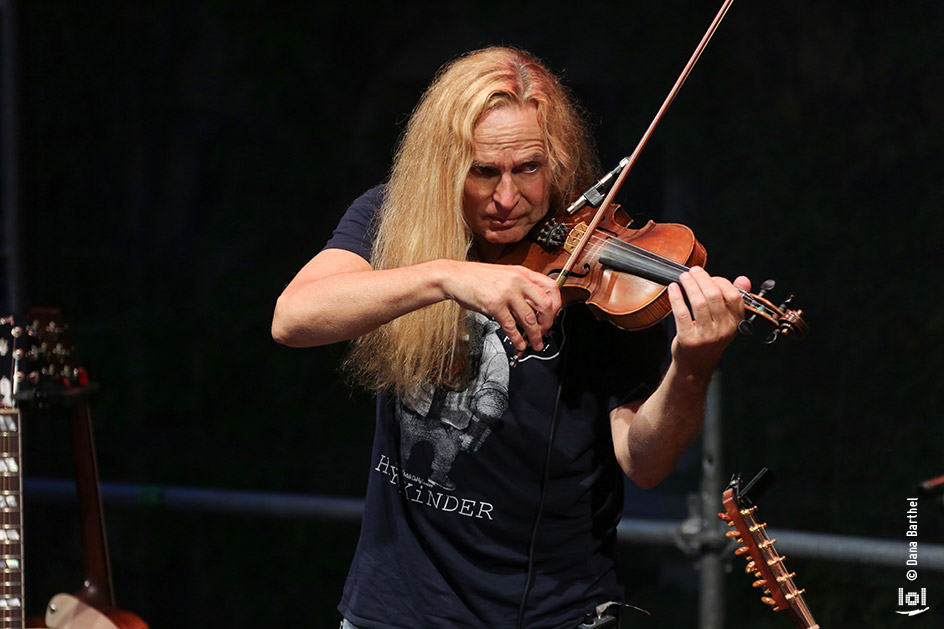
518, 162, 542, 174
472, 165, 498, 177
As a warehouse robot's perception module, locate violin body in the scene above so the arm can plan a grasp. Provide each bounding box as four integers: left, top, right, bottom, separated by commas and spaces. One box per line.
497, 203, 706, 331
497, 202, 806, 342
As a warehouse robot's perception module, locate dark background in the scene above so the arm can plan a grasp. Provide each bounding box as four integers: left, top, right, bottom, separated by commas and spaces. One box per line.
5, 0, 944, 627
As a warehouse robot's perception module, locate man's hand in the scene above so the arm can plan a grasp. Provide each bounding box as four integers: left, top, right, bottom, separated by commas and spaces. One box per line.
667, 266, 751, 380
441, 261, 562, 352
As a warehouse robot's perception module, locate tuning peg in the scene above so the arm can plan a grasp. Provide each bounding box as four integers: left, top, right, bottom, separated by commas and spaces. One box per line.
735, 546, 750, 555
740, 280, 777, 337
758, 538, 776, 549
745, 561, 756, 573
717, 513, 731, 522
725, 530, 741, 539
761, 596, 777, 606
737, 319, 755, 336
752, 579, 766, 589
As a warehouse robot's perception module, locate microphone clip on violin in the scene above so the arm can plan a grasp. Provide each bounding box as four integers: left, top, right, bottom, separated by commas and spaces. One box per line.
564, 157, 630, 216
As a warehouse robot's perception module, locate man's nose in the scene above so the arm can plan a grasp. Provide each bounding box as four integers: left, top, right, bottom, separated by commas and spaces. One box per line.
493, 173, 519, 209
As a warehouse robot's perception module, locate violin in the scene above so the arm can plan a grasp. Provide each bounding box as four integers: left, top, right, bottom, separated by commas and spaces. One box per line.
498, 0, 806, 344
495, 202, 807, 344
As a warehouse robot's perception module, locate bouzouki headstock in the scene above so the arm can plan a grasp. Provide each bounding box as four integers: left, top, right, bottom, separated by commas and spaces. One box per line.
718, 469, 820, 628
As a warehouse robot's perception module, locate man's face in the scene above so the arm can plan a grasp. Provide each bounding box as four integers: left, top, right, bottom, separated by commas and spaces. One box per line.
462, 105, 551, 261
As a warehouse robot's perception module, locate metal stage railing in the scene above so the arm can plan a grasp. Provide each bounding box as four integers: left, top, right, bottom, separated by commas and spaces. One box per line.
25, 476, 944, 576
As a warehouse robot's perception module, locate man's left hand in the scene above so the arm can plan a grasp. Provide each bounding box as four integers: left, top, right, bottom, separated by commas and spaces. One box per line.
667, 266, 751, 378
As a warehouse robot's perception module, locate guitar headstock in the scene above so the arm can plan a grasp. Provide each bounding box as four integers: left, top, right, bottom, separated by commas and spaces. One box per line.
0, 308, 88, 409
718, 471, 820, 628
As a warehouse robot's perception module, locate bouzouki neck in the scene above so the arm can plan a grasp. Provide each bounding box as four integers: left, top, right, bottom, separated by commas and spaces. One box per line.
719, 472, 820, 629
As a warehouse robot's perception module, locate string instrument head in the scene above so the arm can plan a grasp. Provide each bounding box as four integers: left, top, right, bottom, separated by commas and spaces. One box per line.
720, 470, 820, 628
737, 280, 808, 344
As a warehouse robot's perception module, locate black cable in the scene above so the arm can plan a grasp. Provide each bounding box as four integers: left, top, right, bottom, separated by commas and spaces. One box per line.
515, 343, 567, 629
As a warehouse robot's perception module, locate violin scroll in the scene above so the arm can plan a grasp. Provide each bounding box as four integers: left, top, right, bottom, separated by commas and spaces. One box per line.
737, 280, 808, 344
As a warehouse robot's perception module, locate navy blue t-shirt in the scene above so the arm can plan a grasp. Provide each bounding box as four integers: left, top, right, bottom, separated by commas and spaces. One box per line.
327, 187, 667, 629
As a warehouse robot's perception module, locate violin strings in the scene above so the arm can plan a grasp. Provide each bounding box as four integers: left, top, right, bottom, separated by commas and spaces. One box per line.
560, 224, 776, 316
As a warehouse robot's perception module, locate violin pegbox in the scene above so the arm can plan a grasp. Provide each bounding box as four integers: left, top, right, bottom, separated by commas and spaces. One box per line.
531, 218, 568, 250
737, 279, 808, 344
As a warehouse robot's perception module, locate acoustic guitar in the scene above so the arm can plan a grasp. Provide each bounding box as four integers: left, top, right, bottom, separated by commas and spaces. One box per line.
1, 310, 146, 629
718, 469, 820, 628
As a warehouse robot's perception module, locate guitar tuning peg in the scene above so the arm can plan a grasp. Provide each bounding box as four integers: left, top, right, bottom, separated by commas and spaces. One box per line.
767, 555, 785, 566
752, 579, 766, 589
745, 561, 756, 573
725, 530, 741, 539
735, 546, 750, 555
761, 596, 777, 606
717, 513, 731, 522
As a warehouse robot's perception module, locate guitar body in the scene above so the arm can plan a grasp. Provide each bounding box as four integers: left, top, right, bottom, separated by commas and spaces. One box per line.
44, 594, 120, 629
27, 594, 147, 629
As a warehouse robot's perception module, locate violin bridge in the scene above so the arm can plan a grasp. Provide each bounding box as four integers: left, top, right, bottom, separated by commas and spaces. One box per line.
563, 222, 588, 254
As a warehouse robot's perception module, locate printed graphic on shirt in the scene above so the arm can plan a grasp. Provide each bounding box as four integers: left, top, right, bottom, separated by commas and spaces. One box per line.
395, 312, 510, 491
374, 453, 495, 520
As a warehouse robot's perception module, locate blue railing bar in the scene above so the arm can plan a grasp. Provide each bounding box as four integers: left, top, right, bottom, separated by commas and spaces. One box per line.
25, 477, 944, 571
767, 528, 944, 571
24, 477, 364, 522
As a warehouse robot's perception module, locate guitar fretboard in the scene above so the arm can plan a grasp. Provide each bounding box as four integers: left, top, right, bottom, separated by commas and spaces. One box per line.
0, 409, 23, 627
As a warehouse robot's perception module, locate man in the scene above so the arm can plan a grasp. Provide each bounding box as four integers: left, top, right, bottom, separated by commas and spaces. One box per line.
272, 47, 749, 629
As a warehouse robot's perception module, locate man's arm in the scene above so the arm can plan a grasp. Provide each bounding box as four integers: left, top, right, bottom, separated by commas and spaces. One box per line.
610, 266, 750, 489
271, 248, 562, 350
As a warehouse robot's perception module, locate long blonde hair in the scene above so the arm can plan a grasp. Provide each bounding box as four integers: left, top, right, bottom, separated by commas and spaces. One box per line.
346, 47, 598, 395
